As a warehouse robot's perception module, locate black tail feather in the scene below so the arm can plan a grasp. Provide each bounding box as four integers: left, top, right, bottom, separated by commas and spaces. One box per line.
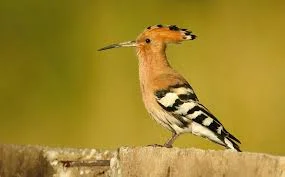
226, 137, 242, 152
228, 133, 241, 144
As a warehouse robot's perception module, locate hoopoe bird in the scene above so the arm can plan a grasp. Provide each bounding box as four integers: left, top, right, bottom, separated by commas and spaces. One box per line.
98, 24, 241, 152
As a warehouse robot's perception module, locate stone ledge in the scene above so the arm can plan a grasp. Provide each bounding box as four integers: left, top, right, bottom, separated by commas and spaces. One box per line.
119, 147, 285, 177
0, 144, 284, 177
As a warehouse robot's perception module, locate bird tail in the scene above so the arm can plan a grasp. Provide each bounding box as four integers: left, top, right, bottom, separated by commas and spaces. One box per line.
223, 133, 242, 152
207, 134, 241, 152
191, 121, 241, 152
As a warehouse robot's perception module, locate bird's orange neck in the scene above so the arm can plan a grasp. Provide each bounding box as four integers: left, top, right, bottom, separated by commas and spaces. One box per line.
138, 48, 168, 74
137, 47, 174, 92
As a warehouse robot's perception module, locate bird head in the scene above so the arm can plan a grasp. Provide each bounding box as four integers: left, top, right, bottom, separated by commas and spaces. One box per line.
98, 24, 196, 52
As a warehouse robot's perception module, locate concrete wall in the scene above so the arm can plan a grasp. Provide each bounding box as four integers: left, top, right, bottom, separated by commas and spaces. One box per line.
0, 144, 284, 177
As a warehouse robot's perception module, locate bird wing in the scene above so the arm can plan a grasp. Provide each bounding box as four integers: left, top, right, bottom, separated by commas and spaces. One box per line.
154, 83, 241, 151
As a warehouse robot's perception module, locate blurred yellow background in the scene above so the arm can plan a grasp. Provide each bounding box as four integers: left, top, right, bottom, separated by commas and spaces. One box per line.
0, 0, 284, 155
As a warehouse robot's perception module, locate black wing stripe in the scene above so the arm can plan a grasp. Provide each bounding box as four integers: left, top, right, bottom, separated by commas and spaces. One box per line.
155, 89, 168, 99
178, 93, 197, 101
186, 106, 223, 134
192, 114, 207, 124
186, 106, 201, 115
228, 133, 241, 144
198, 104, 222, 124
226, 137, 242, 152
208, 121, 220, 133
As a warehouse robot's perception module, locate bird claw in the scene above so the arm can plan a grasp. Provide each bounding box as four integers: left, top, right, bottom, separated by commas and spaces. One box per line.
163, 143, 173, 148
147, 144, 164, 147
147, 144, 173, 148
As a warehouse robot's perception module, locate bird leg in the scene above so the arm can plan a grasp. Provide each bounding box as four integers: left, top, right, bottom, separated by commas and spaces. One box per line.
147, 133, 179, 148
164, 133, 179, 148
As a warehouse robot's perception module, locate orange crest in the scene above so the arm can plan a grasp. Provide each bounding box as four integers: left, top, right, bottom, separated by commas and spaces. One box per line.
136, 25, 196, 44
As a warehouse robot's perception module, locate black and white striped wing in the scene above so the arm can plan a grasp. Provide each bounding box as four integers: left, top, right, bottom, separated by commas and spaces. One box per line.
155, 84, 241, 151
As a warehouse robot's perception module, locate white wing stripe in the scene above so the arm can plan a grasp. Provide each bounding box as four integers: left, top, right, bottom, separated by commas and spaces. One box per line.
217, 126, 223, 134
202, 117, 213, 126
158, 92, 179, 107
174, 102, 196, 115
224, 138, 235, 151
172, 87, 194, 94
187, 110, 204, 119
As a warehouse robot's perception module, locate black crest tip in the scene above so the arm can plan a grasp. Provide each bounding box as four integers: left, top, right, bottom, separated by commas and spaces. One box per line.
169, 25, 180, 31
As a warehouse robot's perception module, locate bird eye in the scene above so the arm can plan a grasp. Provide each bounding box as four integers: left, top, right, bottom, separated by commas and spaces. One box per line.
145, 38, 151, 44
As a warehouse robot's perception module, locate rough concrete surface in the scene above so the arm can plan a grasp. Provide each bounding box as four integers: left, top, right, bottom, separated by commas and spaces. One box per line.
0, 144, 116, 177
0, 144, 284, 177
119, 147, 285, 177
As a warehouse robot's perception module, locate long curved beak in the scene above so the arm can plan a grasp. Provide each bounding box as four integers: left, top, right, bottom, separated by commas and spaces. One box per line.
98, 40, 136, 51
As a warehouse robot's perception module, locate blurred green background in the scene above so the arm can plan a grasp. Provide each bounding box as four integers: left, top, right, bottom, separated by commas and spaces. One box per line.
0, 0, 284, 155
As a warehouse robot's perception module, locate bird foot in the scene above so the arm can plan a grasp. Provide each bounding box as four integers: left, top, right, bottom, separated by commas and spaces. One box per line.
163, 143, 173, 148
147, 144, 173, 148
147, 144, 164, 147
